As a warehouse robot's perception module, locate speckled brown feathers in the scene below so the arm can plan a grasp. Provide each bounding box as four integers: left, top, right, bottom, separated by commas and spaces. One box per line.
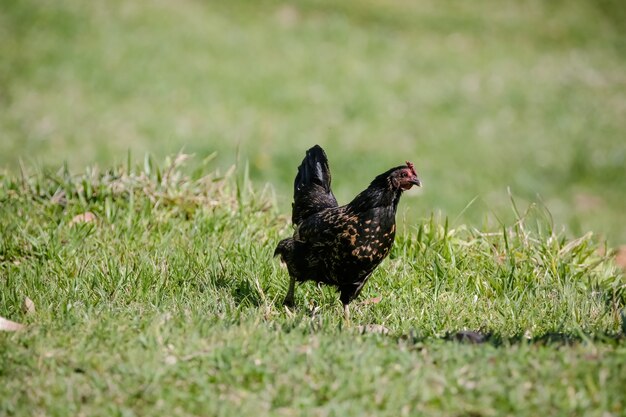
274, 145, 420, 317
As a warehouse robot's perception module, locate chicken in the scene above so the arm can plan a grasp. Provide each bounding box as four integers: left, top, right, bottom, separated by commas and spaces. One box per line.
274, 145, 421, 320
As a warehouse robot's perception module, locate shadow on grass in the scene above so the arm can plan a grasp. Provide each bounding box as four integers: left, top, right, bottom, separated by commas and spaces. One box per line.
210, 274, 264, 308
397, 329, 626, 347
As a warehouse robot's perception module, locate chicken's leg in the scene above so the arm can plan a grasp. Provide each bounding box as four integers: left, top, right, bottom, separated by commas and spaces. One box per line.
283, 276, 296, 307
343, 303, 350, 323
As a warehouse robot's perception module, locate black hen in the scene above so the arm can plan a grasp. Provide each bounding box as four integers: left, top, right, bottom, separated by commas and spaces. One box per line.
274, 145, 421, 319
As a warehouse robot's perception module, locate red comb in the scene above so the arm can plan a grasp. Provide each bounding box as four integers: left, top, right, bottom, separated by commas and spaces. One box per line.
406, 161, 416, 175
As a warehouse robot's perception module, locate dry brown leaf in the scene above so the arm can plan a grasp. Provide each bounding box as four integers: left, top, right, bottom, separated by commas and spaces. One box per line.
615, 245, 626, 270
69, 211, 97, 226
359, 296, 382, 306
22, 297, 36, 315
357, 324, 390, 335
0, 316, 25, 331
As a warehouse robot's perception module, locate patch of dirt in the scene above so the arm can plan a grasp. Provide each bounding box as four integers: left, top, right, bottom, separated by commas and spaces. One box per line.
574, 192, 604, 212
615, 245, 626, 270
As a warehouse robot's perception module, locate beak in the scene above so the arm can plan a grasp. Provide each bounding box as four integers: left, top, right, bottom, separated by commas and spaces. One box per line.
410, 177, 422, 187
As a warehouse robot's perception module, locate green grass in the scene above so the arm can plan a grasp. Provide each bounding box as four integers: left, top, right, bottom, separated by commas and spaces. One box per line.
1, 158, 625, 416
1, 0, 625, 242
1, 0, 626, 415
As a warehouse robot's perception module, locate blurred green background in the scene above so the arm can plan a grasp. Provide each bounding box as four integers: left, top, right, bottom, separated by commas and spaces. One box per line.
1, 0, 625, 242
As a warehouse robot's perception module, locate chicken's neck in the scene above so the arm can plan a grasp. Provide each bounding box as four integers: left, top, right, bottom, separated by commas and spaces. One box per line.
347, 186, 402, 215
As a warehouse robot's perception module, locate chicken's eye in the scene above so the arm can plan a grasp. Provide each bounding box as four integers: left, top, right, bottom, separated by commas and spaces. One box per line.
401, 172, 407, 178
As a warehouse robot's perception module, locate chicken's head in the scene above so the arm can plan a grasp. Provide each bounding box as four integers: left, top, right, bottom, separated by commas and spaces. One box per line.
390, 162, 421, 191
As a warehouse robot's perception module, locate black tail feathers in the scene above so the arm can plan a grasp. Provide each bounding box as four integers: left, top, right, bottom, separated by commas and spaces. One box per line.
291, 145, 338, 225
294, 145, 332, 194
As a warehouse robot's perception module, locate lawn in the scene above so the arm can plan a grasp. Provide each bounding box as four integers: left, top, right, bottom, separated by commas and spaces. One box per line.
1, 0, 625, 416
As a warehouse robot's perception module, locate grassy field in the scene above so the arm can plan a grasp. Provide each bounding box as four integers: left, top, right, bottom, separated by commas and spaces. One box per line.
1, 0, 625, 242
1, 0, 626, 416
0, 159, 624, 416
